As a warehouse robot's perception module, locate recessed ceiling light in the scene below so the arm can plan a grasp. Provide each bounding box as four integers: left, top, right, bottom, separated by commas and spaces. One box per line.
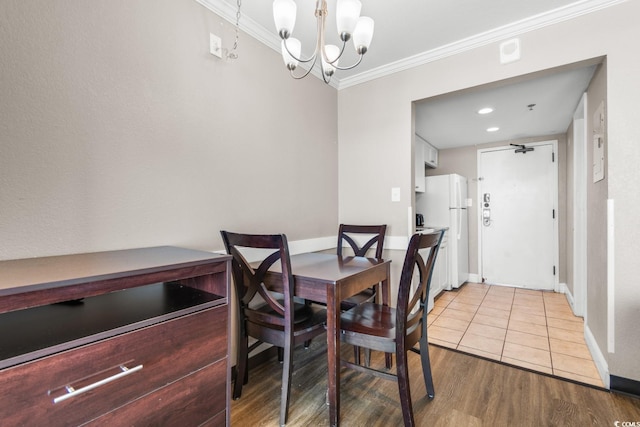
486, 127, 500, 132
478, 107, 494, 115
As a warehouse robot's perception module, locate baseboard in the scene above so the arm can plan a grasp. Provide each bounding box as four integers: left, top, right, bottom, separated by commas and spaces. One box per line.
214, 235, 413, 258
211, 236, 336, 261
584, 324, 610, 388
558, 283, 578, 312
556, 282, 567, 294
467, 273, 481, 283
610, 375, 640, 399
288, 236, 336, 254
385, 235, 411, 250
297, 234, 410, 252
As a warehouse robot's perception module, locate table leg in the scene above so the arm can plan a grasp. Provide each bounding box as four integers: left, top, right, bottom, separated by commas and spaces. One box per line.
382, 265, 393, 369
326, 286, 340, 426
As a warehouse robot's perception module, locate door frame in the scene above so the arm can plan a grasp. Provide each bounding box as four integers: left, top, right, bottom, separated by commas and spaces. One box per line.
572, 93, 588, 316
476, 140, 560, 290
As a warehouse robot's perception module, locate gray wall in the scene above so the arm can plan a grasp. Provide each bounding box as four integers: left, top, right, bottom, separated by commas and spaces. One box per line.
0, 0, 338, 260
585, 62, 608, 355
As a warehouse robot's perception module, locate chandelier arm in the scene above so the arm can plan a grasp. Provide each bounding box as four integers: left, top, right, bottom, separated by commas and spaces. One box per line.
282, 38, 317, 65
332, 53, 365, 71
289, 55, 319, 80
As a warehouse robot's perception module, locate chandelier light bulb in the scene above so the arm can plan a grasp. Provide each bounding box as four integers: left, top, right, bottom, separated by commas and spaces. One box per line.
281, 38, 301, 70
273, 0, 296, 39
336, 0, 362, 42
353, 16, 374, 54
322, 44, 341, 76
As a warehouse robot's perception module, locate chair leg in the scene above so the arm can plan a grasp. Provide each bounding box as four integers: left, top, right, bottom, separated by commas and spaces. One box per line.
280, 337, 294, 426
233, 334, 249, 400
278, 346, 284, 362
353, 346, 361, 365
419, 336, 435, 398
396, 349, 416, 427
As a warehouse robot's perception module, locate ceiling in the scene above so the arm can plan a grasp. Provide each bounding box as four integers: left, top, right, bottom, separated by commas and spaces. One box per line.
198, 0, 616, 147
414, 63, 597, 149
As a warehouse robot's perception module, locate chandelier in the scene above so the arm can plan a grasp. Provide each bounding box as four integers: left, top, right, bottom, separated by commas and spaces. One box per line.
273, 0, 374, 83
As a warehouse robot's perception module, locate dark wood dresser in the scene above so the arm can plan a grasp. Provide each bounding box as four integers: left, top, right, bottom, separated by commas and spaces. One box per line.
0, 246, 231, 426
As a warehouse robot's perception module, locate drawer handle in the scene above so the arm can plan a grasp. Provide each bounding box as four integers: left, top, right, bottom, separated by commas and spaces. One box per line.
52, 364, 143, 404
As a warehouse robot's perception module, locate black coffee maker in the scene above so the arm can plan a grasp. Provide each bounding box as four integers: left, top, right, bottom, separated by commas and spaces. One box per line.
416, 214, 424, 227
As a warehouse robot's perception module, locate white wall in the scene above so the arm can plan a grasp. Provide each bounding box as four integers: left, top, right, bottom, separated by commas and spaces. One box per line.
338, 1, 640, 382
0, 0, 339, 260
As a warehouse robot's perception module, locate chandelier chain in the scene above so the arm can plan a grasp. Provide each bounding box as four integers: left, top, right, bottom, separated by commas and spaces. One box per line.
227, 0, 241, 59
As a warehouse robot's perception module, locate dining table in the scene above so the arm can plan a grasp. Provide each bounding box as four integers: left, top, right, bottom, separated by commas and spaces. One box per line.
260, 252, 391, 427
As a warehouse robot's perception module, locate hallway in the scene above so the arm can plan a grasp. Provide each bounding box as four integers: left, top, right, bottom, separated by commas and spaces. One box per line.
427, 282, 604, 387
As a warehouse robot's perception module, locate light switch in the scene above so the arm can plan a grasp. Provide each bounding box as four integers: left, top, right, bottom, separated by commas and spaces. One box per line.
391, 187, 401, 202
210, 33, 222, 58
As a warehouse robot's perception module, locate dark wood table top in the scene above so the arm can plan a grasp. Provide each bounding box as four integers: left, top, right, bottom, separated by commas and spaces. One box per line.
266, 252, 387, 281
258, 252, 390, 304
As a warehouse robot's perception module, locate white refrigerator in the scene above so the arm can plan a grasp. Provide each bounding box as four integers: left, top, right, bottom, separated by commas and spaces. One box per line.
417, 173, 469, 289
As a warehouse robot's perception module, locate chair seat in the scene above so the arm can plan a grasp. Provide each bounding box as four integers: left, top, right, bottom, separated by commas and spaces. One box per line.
249, 300, 318, 325
340, 288, 376, 311
340, 302, 396, 340
249, 304, 326, 330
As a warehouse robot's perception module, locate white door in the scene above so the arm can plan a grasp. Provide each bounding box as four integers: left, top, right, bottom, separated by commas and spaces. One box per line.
479, 141, 558, 290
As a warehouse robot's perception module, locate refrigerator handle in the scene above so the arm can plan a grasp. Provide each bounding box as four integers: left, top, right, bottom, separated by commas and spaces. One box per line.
456, 179, 462, 239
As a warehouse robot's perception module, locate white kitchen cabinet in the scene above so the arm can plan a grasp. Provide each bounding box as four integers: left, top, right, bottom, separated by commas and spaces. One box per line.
415, 136, 438, 193
424, 141, 438, 168
431, 233, 449, 295
414, 139, 425, 192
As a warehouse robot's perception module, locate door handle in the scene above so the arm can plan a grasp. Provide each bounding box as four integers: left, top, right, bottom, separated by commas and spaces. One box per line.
483, 208, 491, 226
483, 192, 491, 226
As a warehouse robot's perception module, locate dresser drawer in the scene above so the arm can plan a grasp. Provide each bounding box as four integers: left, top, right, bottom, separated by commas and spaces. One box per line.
0, 306, 227, 426
90, 359, 228, 426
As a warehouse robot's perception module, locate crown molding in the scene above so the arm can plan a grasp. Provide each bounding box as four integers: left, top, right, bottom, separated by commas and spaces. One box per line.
195, 0, 626, 91
337, 0, 627, 89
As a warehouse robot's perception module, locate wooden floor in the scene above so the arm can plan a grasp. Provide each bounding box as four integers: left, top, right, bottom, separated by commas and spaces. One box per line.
230, 338, 640, 426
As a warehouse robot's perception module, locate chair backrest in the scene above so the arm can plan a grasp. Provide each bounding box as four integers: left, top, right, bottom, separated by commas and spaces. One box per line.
396, 230, 444, 345
220, 231, 294, 328
337, 224, 387, 259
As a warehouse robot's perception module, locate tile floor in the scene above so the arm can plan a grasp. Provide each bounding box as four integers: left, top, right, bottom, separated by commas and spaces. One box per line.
427, 282, 604, 387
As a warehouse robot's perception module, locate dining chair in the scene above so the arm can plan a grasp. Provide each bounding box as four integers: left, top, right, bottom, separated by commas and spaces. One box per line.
220, 231, 327, 426
336, 224, 387, 310
338, 230, 444, 427
335, 224, 387, 365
